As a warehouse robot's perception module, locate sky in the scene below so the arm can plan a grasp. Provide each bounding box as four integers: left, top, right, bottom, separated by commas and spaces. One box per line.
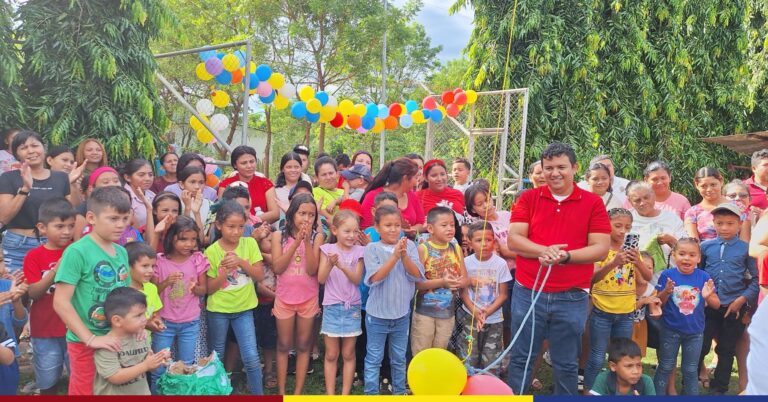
392, 0, 474, 63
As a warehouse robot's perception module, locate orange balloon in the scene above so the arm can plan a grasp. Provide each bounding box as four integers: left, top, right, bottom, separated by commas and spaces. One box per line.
231, 69, 244, 84
347, 114, 362, 129
383, 115, 398, 130
206, 174, 219, 188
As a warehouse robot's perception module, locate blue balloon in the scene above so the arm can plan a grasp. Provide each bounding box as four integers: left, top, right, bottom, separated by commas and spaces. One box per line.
361, 115, 375, 130
430, 109, 443, 123
421, 109, 430, 120
365, 103, 378, 117
405, 100, 418, 113
315, 91, 329, 106
399, 114, 413, 128
306, 112, 320, 123
199, 50, 217, 61
215, 70, 232, 85
233, 50, 247, 65
248, 74, 259, 90
259, 90, 276, 104
291, 102, 308, 119
256, 64, 272, 81
377, 105, 389, 119
214, 166, 222, 178
216, 52, 225, 59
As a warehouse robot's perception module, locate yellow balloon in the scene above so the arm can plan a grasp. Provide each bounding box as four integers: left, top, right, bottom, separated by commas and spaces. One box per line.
338, 99, 354, 116
267, 73, 285, 89
306, 98, 322, 114
222, 54, 240, 72
249, 62, 257, 73
398, 103, 407, 116
196, 63, 213, 81
211, 90, 230, 108
465, 89, 478, 104
372, 118, 384, 133
196, 129, 214, 144
299, 85, 315, 102
189, 115, 209, 131
353, 104, 367, 117
320, 105, 336, 122
437, 105, 446, 116
411, 110, 424, 123
273, 94, 289, 110
407, 348, 467, 395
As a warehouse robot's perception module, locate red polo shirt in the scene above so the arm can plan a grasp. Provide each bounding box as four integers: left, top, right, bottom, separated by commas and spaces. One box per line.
744, 176, 768, 209
511, 185, 611, 292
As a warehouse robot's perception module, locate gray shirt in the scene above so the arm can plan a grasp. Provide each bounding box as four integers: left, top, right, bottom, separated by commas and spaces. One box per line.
364, 240, 424, 319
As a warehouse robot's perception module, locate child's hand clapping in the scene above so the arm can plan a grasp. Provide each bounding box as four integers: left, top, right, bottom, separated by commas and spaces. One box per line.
395, 237, 408, 258
328, 253, 340, 268
144, 349, 171, 371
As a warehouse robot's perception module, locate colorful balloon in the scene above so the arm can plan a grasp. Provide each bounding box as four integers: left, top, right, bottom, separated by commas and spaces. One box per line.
189, 115, 208, 131
441, 91, 455, 105
267, 72, 285, 89
257, 81, 273, 98
298, 85, 315, 102
231, 69, 244, 84
377, 104, 389, 119
320, 106, 336, 122
248, 74, 259, 90
199, 50, 217, 61
306, 112, 320, 123
259, 90, 276, 104
196, 63, 213, 81
196, 129, 214, 144
315, 91, 329, 106
365, 103, 378, 118
446, 103, 459, 118
222, 53, 241, 72
330, 112, 345, 128
326, 95, 338, 108
454, 91, 467, 106
255, 64, 272, 81
407, 348, 467, 395
465, 89, 478, 104
361, 115, 375, 130
215, 70, 232, 85
273, 94, 289, 110
279, 83, 296, 99
462, 375, 514, 395
204, 57, 224, 76
291, 102, 308, 119
209, 113, 229, 131
389, 103, 403, 117
353, 104, 367, 117
195, 99, 214, 117
338, 99, 354, 116
372, 118, 384, 133
422, 96, 437, 110
233, 50, 246, 66
405, 99, 418, 113
430, 109, 444, 123
383, 116, 398, 130
211, 90, 230, 108
306, 98, 322, 114
357, 126, 368, 134
205, 173, 219, 188
347, 114, 362, 129
399, 114, 413, 128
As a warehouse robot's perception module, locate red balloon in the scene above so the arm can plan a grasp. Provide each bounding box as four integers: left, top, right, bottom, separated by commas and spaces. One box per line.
383, 116, 398, 130
446, 103, 459, 118
330, 112, 344, 128
441, 91, 455, 105
462, 375, 514, 395
454, 87, 464, 94
454, 92, 468, 106
347, 114, 362, 129
389, 103, 402, 117
422, 96, 437, 110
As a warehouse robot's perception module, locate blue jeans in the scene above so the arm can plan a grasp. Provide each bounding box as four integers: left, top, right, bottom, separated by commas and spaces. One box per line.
151, 320, 200, 392
207, 310, 263, 395
654, 325, 703, 395
2, 231, 44, 273
506, 281, 589, 395
364, 313, 410, 395
31, 337, 69, 390
583, 307, 634, 389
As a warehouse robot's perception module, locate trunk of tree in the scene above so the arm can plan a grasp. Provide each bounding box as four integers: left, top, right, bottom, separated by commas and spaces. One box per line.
303, 122, 310, 145
264, 107, 273, 177
318, 123, 325, 154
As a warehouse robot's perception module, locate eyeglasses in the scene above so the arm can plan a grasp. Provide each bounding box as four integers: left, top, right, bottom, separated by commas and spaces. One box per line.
725, 193, 749, 200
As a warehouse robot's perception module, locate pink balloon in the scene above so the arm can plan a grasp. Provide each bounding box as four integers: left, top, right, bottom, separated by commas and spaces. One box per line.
454, 92, 468, 106
205, 163, 217, 175
422, 96, 437, 110
257, 81, 273, 98
356, 126, 368, 133
462, 375, 514, 395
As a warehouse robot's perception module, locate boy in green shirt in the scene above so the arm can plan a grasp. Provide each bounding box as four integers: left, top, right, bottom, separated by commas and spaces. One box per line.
53, 186, 133, 395
589, 337, 655, 396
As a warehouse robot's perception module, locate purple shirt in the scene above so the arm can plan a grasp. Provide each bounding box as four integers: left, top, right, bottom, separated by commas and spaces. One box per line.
320, 243, 364, 308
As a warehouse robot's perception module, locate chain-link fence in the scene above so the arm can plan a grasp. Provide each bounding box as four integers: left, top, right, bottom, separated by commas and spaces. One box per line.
426, 88, 529, 210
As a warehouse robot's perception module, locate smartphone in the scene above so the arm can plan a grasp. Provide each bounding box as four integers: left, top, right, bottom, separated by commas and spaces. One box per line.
622, 233, 640, 251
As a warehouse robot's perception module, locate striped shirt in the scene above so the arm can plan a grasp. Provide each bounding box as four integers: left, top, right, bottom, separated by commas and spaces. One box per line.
364, 240, 424, 320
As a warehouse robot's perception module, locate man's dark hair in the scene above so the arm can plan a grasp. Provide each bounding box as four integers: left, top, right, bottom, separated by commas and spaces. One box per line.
38, 197, 77, 225
104, 287, 146, 322
373, 191, 398, 207
607, 337, 642, 363
125, 241, 157, 267
426, 206, 454, 225
540, 142, 576, 166
335, 153, 351, 168
87, 186, 132, 215
452, 157, 471, 171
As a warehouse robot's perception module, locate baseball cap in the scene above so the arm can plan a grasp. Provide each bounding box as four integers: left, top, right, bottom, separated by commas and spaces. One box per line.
341, 164, 373, 182
711, 202, 743, 220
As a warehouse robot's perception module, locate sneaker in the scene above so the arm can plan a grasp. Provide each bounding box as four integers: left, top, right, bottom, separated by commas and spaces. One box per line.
380, 378, 393, 395
543, 350, 552, 366
577, 373, 584, 392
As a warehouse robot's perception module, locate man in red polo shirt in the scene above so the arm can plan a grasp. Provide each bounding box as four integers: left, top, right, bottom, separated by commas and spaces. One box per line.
506, 142, 611, 395
745, 149, 768, 209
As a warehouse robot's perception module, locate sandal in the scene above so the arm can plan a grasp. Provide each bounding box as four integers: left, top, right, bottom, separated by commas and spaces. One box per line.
699, 376, 710, 389
264, 373, 277, 388
531, 378, 543, 391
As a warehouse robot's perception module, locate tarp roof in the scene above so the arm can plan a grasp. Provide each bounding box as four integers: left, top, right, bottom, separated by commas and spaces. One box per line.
703, 131, 768, 155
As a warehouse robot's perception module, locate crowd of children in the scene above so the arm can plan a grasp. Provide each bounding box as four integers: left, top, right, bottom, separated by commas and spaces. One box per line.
0, 128, 766, 396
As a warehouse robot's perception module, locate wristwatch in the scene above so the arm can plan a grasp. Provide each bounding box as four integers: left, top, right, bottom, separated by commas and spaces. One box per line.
17, 188, 29, 196
560, 250, 571, 264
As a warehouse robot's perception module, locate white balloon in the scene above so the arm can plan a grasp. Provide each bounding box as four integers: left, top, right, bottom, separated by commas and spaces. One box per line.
195, 99, 214, 117
210, 113, 229, 132
327, 95, 338, 108
279, 83, 296, 99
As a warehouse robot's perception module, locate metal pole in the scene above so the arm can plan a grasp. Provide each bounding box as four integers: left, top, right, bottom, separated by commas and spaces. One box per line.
154, 40, 249, 59
155, 71, 234, 153
496, 92, 511, 210
518, 89, 529, 192
242, 39, 252, 146
378, 0, 388, 169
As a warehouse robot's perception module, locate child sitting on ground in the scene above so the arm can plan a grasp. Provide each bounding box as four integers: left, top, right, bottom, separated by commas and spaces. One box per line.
588, 337, 655, 396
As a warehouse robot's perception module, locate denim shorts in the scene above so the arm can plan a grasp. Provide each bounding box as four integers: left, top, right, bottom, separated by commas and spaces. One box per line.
3, 231, 45, 273
31, 337, 69, 390
321, 303, 362, 337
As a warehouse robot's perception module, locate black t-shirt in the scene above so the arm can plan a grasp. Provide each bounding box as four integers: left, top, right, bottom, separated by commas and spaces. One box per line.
0, 170, 70, 229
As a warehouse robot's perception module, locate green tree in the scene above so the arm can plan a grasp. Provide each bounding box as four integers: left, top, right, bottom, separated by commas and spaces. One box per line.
454, 0, 768, 199
18, 0, 173, 161
0, 2, 24, 129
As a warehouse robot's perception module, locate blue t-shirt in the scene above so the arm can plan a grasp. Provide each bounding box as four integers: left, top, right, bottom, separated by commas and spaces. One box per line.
655, 268, 711, 334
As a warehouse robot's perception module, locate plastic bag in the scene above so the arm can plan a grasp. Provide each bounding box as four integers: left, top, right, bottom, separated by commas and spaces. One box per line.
157, 351, 233, 395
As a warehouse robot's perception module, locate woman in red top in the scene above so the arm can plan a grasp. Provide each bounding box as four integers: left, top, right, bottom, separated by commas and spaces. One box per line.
217, 145, 279, 223
416, 159, 465, 217
359, 157, 424, 234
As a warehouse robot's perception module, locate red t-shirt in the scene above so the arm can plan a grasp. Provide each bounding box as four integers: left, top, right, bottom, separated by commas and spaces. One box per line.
416, 187, 466, 216
22, 245, 67, 338
360, 187, 425, 229
219, 174, 275, 215
744, 177, 768, 209
511, 185, 611, 292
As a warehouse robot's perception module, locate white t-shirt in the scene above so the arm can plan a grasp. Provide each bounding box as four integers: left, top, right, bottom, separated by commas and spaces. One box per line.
631, 209, 686, 284
746, 300, 768, 395
462, 254, 513, 324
